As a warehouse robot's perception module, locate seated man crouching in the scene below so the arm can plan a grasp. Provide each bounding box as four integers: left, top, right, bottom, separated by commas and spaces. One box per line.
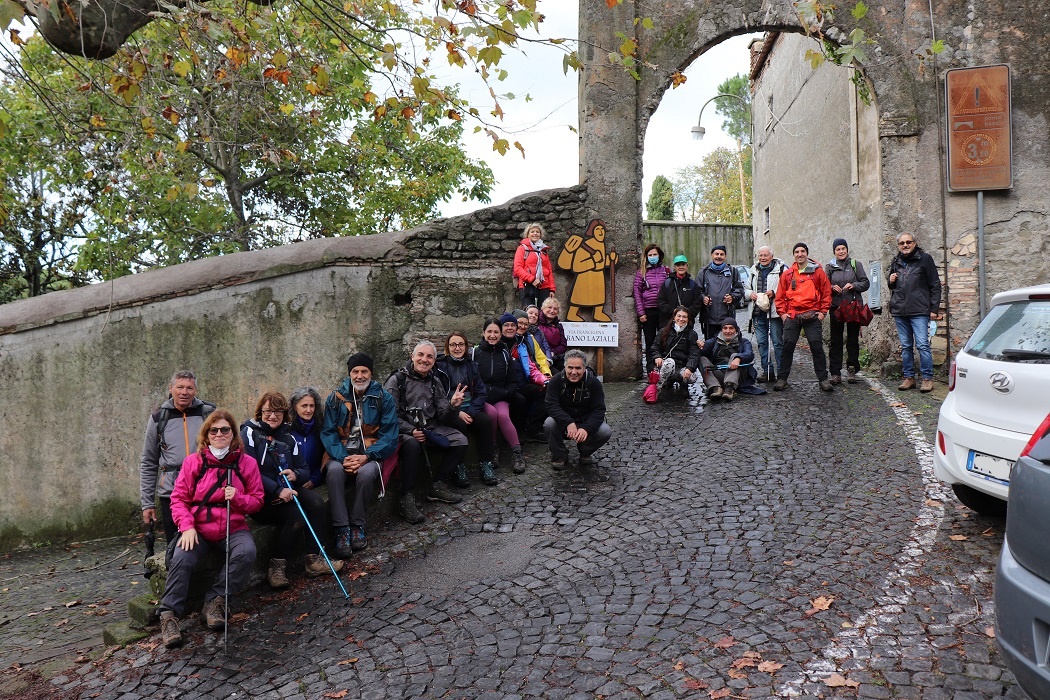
384, 341, 467, 506
697, 317, 759, 401
543, 349, 612, 470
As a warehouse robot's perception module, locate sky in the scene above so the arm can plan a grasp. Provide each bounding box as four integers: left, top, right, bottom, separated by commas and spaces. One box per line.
438, 4, 760, 218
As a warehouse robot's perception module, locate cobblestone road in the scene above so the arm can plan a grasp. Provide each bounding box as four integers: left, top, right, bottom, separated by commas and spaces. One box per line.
0, 365, 1025, 700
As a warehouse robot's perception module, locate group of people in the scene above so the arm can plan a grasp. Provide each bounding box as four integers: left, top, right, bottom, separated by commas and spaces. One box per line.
636, 234, 942, 397
140, 315, 612, 649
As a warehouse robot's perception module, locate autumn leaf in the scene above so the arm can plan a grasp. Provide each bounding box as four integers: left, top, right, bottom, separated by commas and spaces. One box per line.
670, 71, 687, 88
925, 499, 943, 507
323, 691, 348, 698
673, 661, 684, 671
296, 612, 309, 622
682, 678, 709, 690
728, 667, 748, 679
810, 596, 834, 610
950, 534, 968, 541
708, 688, 731, 699
824, 673, 860, 688
984, 626, 996, 638
758, 661, 784, 672
336, 658, 359, 665
605, 0, 620, 7
714, 636, 736, 648
64, 600, 82, 608
730, 657, 758, 669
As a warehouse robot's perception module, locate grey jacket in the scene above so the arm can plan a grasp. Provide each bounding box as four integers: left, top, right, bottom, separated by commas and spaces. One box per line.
698, 264, 744, 325
383, 364, 454, 434
139, 397, 214, 510
825, 257, 871, 309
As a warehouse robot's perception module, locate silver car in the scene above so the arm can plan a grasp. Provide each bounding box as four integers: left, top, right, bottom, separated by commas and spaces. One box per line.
995, 410, 1050, 699
933, 284, 1050, 515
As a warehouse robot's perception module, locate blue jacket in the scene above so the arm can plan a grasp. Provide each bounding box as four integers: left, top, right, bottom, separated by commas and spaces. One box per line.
320, 378, 399, 463
436, 354, 489, 418
699, 334, 759, 390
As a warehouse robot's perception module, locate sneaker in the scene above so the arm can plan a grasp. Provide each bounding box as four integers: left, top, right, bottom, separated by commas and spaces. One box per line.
708, 386, 724, 400
847, 368, 858, 384
773, 379, 788, 391
160, 610, 183, 648
919, 378, 934, 393
350, 525, 367, 551
722, 384, 736, 401
201, 596, 225, 630
830, 375, 842, 385
452, 463, 470, 488
480, 461, 499, 486
334, 526, 353, 559
304, 553, 343, 577
819, 379, 834, 392
399, 493, 425, 524
512, 451, 527, 474
267, 558, 290, 589
426, 482, 463, 504
898, 377, 916, 391
550, 458, 567, 471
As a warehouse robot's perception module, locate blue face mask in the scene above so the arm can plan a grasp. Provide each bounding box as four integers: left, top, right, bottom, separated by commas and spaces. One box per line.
647, 255, 660, 265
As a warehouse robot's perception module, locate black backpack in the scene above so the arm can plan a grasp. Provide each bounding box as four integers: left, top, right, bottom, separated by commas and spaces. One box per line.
152, 400, 216, 450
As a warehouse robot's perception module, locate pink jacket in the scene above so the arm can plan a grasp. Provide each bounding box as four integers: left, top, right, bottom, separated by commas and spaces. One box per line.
170, 451, 264, 542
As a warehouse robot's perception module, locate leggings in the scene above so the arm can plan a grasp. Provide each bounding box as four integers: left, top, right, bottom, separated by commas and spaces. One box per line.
484, 401, 520, 448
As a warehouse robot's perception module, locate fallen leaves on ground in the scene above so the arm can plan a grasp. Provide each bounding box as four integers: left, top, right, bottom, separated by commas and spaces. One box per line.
714, 636, 736, 648
824, 673, 860, 688
337, 658, 359, 665
673, 661, 684, 671
230, 612, 249, 623
806, 595, 835, 616
323, 691, 348, 698
708, 688, 731, 699
925, 499, 943, 507
682, 678, 709, 690
981, 528, 996, 537
296, 612, 309, 622
758, 661, 784, 672
985, 627, 996, 638
949, 534, 968, 541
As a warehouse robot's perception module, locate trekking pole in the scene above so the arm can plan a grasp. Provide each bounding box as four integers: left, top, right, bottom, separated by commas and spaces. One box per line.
716, 362, 753, 370
264, 438, 350, 600
224, 464, 231, 654
142, 519, 155, 579
408, 408, 435, 481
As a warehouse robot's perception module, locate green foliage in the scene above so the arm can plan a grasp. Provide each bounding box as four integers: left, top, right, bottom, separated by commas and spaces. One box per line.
646, 175, 675, 221
714, 75, 752, 147
794, 1, 875, 104
671, 146, 752, 223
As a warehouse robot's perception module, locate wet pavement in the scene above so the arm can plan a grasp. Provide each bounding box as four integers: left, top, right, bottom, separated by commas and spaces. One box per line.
0, 360, 1025, 699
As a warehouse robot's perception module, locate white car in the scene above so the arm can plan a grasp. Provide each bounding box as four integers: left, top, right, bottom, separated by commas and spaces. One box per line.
934, 283, 1050, 515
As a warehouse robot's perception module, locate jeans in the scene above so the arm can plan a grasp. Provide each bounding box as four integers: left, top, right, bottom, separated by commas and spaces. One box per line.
828, 320, 861, 376
894, 315, 933, 380
752, 314, 784, 376
781, 316, 828, 381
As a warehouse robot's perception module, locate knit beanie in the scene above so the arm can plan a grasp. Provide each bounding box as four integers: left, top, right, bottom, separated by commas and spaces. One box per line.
832, 238, 848, 251
346, 352, 374, 374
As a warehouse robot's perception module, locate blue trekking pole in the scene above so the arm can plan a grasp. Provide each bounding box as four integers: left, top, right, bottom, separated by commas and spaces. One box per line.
716, 362, 753, 370
263, 440, 350, 600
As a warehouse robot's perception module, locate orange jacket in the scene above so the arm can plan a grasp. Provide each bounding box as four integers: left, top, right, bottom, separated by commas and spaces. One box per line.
512, 240, 555, 293
775, 262, 831, 318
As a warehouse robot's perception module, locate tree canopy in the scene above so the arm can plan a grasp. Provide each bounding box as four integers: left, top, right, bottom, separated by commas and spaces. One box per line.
646, 175, 675, 221
672, 146, 751, 223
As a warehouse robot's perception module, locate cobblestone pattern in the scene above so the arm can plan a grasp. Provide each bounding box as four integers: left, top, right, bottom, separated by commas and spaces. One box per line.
0, 363, 1025, 699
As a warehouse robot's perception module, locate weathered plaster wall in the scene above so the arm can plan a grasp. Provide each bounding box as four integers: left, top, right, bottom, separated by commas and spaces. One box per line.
0, 187, 594, 544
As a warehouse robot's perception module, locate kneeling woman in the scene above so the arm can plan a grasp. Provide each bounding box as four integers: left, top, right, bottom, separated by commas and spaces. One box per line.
649, 305, 701, 397
158, 409, 264, 649
241, 391, 343, 589
438, 331, 499, 487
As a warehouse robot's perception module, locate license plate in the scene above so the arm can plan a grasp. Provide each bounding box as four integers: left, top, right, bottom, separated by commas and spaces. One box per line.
966, 450, 1013, 485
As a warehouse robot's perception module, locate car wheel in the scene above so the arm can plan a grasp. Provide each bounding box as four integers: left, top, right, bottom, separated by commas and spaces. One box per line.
951, 483, 1007, 517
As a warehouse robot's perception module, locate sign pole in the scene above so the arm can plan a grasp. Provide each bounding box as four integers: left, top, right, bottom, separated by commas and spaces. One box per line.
596, 348, 605, 381
977, 190, 986, 319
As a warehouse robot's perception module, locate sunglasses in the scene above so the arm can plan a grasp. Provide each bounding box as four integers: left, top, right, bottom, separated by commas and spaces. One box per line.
208, 426, 232, 435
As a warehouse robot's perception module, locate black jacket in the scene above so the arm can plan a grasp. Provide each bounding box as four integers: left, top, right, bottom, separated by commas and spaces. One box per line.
545, 368, 607, 435
472, 340, 520, 404
240, 420, 309, 502
888, 247, 941, 317
436, 354, 488, 418
657, 273, 704, 326
649, 325, 700, 372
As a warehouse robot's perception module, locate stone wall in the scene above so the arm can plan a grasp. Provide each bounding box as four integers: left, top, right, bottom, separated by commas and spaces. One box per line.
0, 186, 605, 546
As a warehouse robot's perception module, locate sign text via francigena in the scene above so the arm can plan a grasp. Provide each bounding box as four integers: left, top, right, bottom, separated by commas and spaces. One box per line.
562, 322, 619, 348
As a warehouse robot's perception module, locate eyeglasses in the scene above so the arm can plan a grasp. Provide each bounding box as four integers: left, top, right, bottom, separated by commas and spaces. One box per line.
448, 342, 467, 348
208, 426, 232, 435
261, 409, 284, 416
898, 240, 915, 247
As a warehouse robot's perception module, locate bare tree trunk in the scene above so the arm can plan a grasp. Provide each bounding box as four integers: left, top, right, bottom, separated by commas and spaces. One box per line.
735, 137, 748, 222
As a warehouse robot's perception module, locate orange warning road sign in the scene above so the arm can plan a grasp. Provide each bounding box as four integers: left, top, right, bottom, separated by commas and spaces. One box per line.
946, 64, 1012, 191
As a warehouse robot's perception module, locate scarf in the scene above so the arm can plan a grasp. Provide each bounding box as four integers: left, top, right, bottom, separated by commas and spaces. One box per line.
529, 241, 547, 286
709, 261, 728, 272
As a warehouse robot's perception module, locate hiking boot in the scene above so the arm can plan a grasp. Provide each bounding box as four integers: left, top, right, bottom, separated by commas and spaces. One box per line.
426, 482, 463, 504
722, 383, 736, 402
756, 372, 767, 383
512, 450, 528, 474
830, 374, 842, 385
350, 525, 367, 551
334, 526, 353, 559
201, 596, 225, 630
919, 378, 935, 393
304, 553, 343, 577
898, 377, 916, 391
550, 458, 567, 471
480, 461, 499, 486
267, 558, 290, 589
452, 463, 470, 488
847, 368, 858, 384
773, 379, 788, 391
708, 386, 724, 400
160, 610, 182, 648
399, 493, 425, 524
578, 452, 595, 466
819, 379, 834, 392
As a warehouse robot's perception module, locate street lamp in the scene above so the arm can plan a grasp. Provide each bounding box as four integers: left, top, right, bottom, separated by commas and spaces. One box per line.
690, 93, 752, 221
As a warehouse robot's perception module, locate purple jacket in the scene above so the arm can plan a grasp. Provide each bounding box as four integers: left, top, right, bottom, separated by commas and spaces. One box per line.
539, 315, 568, 356
633, 265, 670, 316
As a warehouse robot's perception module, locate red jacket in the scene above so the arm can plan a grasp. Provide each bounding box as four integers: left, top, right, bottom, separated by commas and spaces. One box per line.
512, 240, 555, 292
170, 450, 263, 542
775, 262, 831, 318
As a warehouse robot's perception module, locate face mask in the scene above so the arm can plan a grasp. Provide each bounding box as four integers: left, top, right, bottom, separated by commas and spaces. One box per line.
674, 323, 686, 333
647, 255, 659, 265
209, 445, 230, 459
